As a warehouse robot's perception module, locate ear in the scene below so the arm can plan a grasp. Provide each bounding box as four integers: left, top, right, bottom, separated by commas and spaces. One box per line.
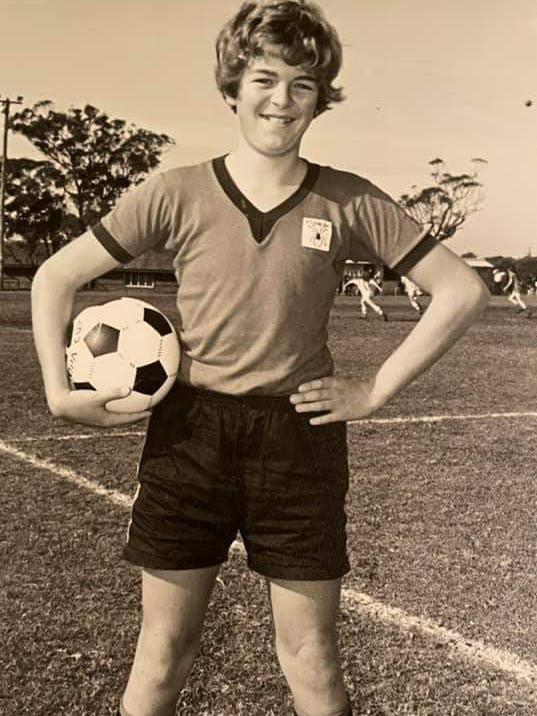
223, 93, 238, 113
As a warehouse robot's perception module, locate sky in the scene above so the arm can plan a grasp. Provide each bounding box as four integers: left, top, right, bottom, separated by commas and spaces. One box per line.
2, 0, 536, 258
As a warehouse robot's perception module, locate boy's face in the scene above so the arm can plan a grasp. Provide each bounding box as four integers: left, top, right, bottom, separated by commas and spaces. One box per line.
228, 50, 319, 158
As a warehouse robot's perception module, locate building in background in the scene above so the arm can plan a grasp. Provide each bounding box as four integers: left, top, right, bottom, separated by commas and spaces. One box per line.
2, 253, 497, 294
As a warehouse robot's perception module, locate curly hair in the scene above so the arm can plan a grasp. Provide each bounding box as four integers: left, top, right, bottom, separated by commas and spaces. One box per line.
215, 0, 344, 116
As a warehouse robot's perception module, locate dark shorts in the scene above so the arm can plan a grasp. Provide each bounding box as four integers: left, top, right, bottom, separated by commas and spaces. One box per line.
124, 383, 350, 580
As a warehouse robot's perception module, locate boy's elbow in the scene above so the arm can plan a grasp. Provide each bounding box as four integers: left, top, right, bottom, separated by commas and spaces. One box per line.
32, 259, 56, 298
459, 272, 490, 317
31, 261, 50, 297
32, 255, 72, 294
470, 274, 490, 312
433, 270, 489, 318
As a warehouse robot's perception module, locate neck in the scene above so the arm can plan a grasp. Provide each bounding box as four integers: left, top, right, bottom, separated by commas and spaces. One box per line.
226, 141, 305, 187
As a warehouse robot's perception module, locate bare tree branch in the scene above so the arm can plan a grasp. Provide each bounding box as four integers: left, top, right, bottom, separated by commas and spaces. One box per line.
400, 159, 487, 241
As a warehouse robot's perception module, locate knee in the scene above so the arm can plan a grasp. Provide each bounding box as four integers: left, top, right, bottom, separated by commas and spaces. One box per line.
139, 620, 202, 678
276, 626, 340, 675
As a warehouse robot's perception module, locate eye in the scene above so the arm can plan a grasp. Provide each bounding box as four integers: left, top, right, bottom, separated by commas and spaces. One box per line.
294, 82, 317, 92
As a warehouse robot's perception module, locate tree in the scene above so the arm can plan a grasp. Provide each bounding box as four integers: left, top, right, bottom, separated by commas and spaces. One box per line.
400, 157, 487, 241
3, 158, 74, 266
11, 101, 175, 234
512, 256, 537, 288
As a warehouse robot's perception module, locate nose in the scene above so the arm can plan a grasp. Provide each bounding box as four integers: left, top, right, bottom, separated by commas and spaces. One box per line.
270, 81, 293, 109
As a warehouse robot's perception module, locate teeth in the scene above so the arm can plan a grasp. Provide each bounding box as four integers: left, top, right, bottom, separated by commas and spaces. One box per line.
262, 115, 293, 124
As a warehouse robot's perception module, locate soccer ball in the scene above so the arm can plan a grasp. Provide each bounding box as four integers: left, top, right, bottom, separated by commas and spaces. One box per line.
65, 297, 180, 413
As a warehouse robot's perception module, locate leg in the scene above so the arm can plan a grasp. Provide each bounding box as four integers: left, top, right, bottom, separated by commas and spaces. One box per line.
408, 294, 422, 314
364, 296, 381, 316
507, 292, 526, 309
121, 565, 220, 716
268, 578, 350, 716
365, 296, 387, 321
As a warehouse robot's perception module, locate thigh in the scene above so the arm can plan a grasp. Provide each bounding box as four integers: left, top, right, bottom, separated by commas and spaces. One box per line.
268, 577, 342, 643
141, 566, 220, 636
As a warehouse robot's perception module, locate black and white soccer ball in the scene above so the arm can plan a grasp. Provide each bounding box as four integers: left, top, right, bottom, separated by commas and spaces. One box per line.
65, 297, 180, 413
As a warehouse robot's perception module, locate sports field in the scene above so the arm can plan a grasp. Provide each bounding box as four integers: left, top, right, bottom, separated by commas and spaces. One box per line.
1, 289, 536, 715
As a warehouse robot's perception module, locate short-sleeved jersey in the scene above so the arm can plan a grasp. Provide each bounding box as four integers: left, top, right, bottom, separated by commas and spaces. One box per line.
355, 277, 374, 299
92, 156, 435, 395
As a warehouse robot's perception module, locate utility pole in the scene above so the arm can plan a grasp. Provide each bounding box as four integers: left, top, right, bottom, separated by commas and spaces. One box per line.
0, 95, 24, 290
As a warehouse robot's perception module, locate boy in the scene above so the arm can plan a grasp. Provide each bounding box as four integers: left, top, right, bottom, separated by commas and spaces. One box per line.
400, 274, 424, 316
31, 2, 489, 715
493, 267, 530, 315
344, 268, 388, 321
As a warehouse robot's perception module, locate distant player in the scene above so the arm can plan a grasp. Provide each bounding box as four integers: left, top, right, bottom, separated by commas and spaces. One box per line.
493, 268, 530, 314
400, 275, 424, 316
344, 269, 388, 321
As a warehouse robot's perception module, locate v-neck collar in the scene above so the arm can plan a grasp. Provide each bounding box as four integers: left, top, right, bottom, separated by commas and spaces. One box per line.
212, 155, 320, 244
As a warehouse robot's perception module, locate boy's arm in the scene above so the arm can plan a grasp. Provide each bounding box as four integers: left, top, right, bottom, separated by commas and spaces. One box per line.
371, 279, 382, 293
290, 242, 490, 425
32, 231, 151, 426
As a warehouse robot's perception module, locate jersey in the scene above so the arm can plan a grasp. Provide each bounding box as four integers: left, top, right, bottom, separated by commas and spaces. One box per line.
91, 156, 435, 395
355, 277, 375, 299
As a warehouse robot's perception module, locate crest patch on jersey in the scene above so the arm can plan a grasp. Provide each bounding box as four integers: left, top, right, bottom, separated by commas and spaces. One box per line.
301, 218, 332, 252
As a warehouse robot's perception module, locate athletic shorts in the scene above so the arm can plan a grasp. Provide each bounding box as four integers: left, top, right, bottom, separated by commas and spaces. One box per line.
124, 383, 350, 580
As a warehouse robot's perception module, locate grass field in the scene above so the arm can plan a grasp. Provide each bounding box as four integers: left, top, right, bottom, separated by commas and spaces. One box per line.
1, 289, 536, 715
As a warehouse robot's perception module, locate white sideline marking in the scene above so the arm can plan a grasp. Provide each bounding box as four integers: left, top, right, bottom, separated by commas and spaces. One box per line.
0, 325, 32, 334
342, 589, 537, 687
1, 437, 536, 687
11, 430, 145, 443
0, 439, 131, 509
8, 410, 537, 444
349, 411, 537, 426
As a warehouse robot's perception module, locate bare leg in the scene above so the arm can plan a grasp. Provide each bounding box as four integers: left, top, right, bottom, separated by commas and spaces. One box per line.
408, 293, 422, 314
508, 292, 527, 311
364, 296, 387, 321
268, 578, 350, 716
122, 565, 220, 716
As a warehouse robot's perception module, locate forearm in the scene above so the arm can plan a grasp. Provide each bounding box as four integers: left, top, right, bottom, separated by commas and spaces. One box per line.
291, 244, 490, 426
31, 262, 76, 412
370, 279, 489, 408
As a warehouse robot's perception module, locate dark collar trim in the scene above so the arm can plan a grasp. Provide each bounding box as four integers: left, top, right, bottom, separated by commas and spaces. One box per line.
212, 155, 320, 243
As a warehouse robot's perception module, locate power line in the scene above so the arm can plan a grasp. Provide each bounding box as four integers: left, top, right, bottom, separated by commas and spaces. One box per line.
0, 94, 24, 291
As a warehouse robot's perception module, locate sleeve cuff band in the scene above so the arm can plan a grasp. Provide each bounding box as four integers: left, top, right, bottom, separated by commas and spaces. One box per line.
392, 233, 437, 276
91, 222, 134, 264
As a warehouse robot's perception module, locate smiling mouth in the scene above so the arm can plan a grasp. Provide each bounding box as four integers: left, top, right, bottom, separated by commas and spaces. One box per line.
260, 114, 295, 124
